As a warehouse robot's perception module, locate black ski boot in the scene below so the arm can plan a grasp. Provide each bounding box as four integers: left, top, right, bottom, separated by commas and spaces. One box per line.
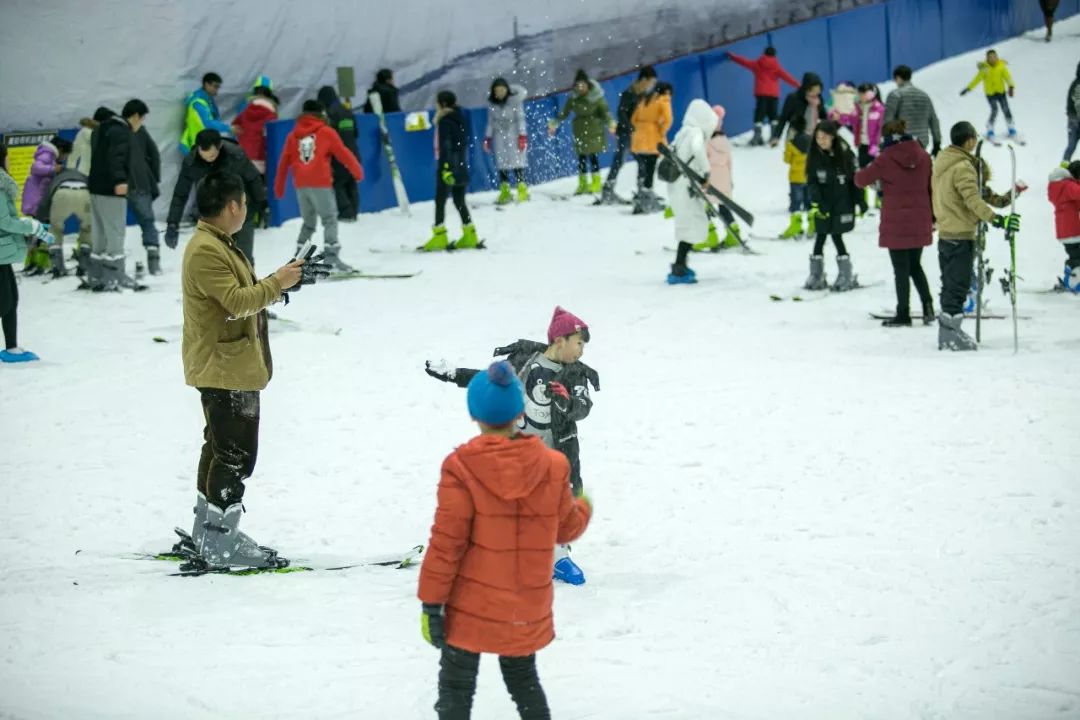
147, 247, 162, 276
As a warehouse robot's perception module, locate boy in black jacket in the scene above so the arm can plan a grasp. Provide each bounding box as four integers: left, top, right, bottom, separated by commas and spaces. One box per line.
87, 106, 137, 292
316, 86, 361, 221
424, 306, 599, 584
419, 91, 480, 251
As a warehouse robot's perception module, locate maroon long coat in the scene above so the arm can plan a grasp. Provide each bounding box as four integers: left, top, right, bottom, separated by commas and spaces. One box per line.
854, 138, 933, 250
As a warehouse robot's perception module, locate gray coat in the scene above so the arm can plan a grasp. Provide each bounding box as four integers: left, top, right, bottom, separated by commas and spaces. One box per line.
884, 83, 942, 150
485, 84, 528, 170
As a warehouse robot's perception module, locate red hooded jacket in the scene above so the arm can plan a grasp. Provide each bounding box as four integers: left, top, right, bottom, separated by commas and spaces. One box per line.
274, 114, 363, 198
728, 52, 800, 99
854, 137, 933, 250
233, 96, 278, 166
418, 433, 592, 657
1047, 168, 1080, 240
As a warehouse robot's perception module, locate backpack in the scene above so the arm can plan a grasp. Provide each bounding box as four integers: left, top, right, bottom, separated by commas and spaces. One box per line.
656, 153, 681, 182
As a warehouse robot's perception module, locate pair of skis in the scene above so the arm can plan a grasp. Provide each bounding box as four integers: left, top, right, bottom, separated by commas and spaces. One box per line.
973, 141, 1020, 353
368, 92, 411, 216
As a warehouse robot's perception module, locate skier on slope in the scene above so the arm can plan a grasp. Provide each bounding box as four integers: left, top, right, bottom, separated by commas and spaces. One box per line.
665, 99, 720, 284
830, 82, 886, 210
599, 66, 656, 204
931, 121, 1021, 351
417, 360, 592, 719
419, 91, 481, 252
959, 49, 1018, 143
803, 120, 865, 292
630, 81, 674, 215
692, 105, 743, 252
548, 69, 615, 196
779, 115, 813, 239
274, 100, 364, 272
423, 306, 599, 585
726, 46, 799, 146
771, 72, 826, 148
483, 78, 530, 206
1047, 160, 1080, 292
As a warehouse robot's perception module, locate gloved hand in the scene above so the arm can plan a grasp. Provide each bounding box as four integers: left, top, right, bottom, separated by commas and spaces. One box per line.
483, 137, 492, 154
931, 141, 941, 158
991, 213, 1020, 233
421, 603, 446, 648
959, 88, 970, 96
440, 163, 455, 186
164, 223, 180, 249
810, 203, 829, 220
1013, 181, 1028, 196
517, 134, 527, 152
546, 380, 570, 401
1008, 86, 1015, 98
424, 360, 456, 383
27, 219, 53, 244
297, 252, 333, 286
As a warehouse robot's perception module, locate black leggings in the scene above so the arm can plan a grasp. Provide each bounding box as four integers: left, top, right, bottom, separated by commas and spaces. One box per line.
435, 179, 472, 227
888, 247, 933, 316
577, 154, 600, 174
436, 645, 550, 719
753, 96, 779, 124
813, 233, 848, 256
1066, 243, 1080, 268
0, 264, 17, 349
636, 154, 658, 190
498, 168, 525, 185
605, 132, 632, 185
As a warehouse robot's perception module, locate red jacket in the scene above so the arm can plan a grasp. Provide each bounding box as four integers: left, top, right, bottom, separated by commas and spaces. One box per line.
233, 97, 278, 165
728, 52, 799, 99
1048, 169, 1080, 240
854, 138, 933, 250
273, 114, 363, 198
418, 433, 592, 657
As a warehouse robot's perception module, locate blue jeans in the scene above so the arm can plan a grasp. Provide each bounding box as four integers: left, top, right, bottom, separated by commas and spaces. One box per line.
1064, 118, 1079, 162
789, 183, 810, 213
986, 93, 1013, 129
127, 190, 159, 248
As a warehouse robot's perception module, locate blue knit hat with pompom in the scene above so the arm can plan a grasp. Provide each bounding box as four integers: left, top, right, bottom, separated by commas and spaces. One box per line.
467, 361, 525, 426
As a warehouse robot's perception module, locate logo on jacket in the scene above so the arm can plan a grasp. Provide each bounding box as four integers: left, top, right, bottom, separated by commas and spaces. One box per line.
299, 135, 316, 164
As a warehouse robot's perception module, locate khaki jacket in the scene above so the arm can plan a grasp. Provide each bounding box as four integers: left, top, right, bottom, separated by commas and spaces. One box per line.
931, 146, 996, 240
182, 221, 282, 391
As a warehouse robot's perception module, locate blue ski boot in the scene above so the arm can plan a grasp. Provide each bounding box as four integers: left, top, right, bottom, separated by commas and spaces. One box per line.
554, 556, 586, 585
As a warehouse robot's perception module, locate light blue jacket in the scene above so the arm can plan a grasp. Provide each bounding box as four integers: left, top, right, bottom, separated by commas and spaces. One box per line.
0, 169, 33, 266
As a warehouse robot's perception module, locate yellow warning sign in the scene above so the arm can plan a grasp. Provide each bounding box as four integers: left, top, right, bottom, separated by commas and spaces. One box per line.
3, 130, 58, 213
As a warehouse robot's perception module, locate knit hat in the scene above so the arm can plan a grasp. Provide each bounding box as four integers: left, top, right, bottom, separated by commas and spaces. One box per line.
547, 306, 589, 344
467, 361, 525, 426
712, 105, 726, 128
302, 99, 325, 114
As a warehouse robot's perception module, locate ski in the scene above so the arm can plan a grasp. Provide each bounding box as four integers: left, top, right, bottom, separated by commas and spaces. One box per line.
657, 143, 756, 227
1005, 143, 1019, 353
368, 91, 411, 216
868, 312, 1023, 321
325, 270, 423, 281
663, 245, 762, 256
770, 280, 885, 301
974, 140, 988, 342
170, 545, 424, 577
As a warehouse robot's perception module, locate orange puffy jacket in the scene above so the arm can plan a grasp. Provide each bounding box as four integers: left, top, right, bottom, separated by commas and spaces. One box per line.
418, 433, 592, 657
630, 93, 673, 155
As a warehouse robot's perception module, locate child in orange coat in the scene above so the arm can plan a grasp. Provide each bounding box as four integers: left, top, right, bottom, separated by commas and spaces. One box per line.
418, 361, 592, 719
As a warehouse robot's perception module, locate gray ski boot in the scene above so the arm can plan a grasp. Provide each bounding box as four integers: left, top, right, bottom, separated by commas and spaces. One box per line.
172, 492, 208, 557
323, 244, 355, 274
48, 246, 68, 278
198, 503, 287, 570
803, 255, 828, 290
147, 246, 162, 276
830, 255, 859, 292
938, 313, 978, 351
112, 255, 148, 292
85, 252, 113, 291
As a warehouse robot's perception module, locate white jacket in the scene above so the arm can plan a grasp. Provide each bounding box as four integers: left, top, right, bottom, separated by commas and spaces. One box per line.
668, 99, 719, 243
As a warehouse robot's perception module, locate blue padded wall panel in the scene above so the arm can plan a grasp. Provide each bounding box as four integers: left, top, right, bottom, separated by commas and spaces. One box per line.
701, 35, 772, 136
768, 18, 833, 97
654, 55, 709, 139
886, 0, 944, 73
829, 4, 890, 87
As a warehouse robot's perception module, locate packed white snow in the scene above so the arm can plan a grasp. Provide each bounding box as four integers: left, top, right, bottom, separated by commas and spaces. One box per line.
2, 18, 1078, 720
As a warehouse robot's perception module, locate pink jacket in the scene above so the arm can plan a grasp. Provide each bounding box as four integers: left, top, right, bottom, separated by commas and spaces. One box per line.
830, 99, 886, 157
706, 133, 732, 196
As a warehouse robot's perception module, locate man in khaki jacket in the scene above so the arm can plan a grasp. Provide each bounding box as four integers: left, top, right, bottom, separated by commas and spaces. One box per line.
180, 170, 303, 570
931, 121, 1020, 351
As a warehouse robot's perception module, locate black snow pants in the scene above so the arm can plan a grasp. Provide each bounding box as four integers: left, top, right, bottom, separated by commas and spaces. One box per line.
196, 388, 260, 509
436, 645, 550, 720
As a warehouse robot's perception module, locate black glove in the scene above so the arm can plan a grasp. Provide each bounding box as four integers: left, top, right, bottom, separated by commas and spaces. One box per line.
991, 213, 1020, 233
297, 252, 332, 287
164, 223, 179, 249
931, 141, 941, 158
420, 603, 446, 648
424, 360, 456, 383
959, 88, 970, 97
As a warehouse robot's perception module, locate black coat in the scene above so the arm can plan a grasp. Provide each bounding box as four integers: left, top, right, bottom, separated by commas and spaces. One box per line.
363, 81, 401, 114
615, 87, 643, 136
1068, 62, 1080, 119
87, 114, 131, 196
317, 87, 361, 165
807, 139, 861, 235
167, 139, 266, 225
436, 107, 469, 186
128, 126, 161, 197
774, 72, 826, 139
451, 339, 600, 493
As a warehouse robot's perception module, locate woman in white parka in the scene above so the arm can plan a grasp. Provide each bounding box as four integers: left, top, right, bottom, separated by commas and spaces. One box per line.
484, 78, 530, 205
666, 99, 719, 284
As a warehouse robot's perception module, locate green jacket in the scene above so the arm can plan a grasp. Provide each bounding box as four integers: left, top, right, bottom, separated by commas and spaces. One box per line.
553, 80, 613, 157
181, 220, 283, 391
0, 170, 33, 266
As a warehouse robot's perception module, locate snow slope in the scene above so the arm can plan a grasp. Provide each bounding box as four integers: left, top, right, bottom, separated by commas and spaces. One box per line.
2, 18, 1079, 720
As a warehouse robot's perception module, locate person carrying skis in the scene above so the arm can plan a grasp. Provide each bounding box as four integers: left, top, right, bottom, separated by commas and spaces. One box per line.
884, 65, 942, 155
779, 115, 813, 239
420, 90, 481, 252
600, 66, 656, 204
423, 306, 598, 585
960, 50, 1018, 143
931, 121, 1021, 351
274, 100, 364, 272
855, 119, 935, 326
830, 82, 886, 209
1047, 160, 1080, 292
548, 69, 614, 195
630, 81, 673, 214
803, 120, 865, 292
772, 72, 825, 148
727, 46, 799, 146
664, 99, 719, 284
483, 78, 530, 206
417, 360, 592, 720
316, 85, 362, 222
692, 105, 742, 252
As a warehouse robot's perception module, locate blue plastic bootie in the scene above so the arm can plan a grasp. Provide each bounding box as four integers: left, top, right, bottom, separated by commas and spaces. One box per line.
667, 263, 698, 285
0, 348, 40, 363
554, 556, 586, 585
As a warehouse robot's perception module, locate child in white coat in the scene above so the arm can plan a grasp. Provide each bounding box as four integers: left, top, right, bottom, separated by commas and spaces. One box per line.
666, 99, 720, 284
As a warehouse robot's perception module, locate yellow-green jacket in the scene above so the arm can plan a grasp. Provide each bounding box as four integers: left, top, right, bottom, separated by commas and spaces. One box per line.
965, 61, 1014, 96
